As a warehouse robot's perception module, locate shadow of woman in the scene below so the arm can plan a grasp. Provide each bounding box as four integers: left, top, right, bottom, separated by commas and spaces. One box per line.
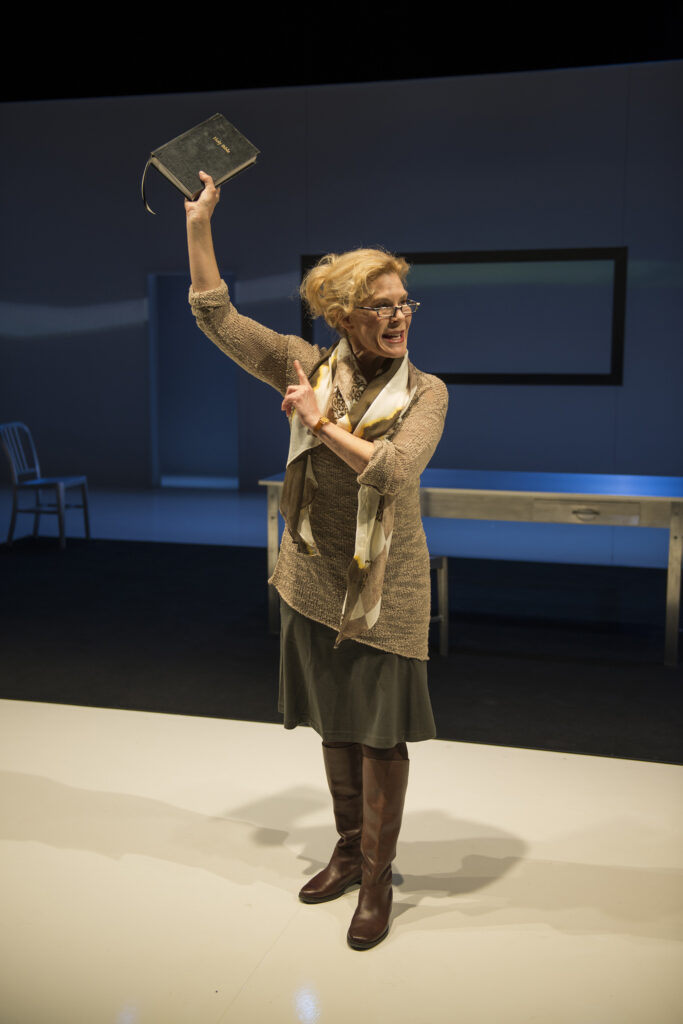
0, 770, 542, 936
0, 770, 319, 887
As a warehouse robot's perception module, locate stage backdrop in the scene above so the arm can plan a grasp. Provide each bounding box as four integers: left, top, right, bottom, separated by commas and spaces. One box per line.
0, 62, 681, 493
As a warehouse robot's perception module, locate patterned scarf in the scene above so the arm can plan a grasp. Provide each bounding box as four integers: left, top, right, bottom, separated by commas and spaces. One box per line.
280, 337, 417, 646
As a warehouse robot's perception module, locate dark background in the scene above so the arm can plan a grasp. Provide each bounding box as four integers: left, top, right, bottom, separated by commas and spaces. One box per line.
2, 25, 682, 491
7, 12, 683, 101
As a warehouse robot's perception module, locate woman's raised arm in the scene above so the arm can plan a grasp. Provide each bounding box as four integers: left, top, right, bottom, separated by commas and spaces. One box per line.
185, 174, 317, 396
185, 171, 222, 293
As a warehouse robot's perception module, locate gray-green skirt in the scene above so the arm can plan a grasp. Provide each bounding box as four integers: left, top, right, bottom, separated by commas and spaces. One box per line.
278, 600, 436, 747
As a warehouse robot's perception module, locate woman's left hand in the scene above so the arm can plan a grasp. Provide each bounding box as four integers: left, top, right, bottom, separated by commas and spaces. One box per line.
281, 360, 321, 429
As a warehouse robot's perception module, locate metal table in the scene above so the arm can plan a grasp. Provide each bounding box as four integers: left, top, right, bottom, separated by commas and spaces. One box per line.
259, 470, 683, 665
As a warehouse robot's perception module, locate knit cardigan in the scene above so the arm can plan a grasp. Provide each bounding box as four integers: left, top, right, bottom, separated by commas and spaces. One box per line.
189, 280, 448, 660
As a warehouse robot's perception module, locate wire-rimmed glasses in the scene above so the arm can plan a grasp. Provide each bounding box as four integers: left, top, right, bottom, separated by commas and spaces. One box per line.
355, 300, 420, 319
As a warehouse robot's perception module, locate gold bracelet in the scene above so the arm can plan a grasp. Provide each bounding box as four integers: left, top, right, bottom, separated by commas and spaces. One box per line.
312, 416, 331, 434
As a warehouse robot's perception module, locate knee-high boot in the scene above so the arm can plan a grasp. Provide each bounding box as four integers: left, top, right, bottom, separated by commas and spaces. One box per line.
347, 753, 409, 950
299, 743, 363, 903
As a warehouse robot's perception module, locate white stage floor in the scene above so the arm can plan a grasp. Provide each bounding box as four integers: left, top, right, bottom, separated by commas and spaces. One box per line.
0, 699, 681, 1023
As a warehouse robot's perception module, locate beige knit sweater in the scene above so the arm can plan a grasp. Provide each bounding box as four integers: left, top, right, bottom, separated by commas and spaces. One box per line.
189, 280, 448, 660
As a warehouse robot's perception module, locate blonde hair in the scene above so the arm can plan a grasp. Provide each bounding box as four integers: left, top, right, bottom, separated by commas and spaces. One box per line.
300, 248, 410, 333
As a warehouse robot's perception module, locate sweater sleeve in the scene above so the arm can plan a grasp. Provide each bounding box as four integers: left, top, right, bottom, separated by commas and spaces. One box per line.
189, 279, 321, 395
356, 375, 448, 496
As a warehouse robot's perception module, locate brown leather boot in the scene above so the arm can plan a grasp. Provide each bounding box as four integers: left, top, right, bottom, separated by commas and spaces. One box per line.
347, 754, 409, 950
299, 743, 363, 903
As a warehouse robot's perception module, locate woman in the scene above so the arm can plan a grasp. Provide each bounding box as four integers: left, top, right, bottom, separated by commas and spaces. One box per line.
186, 171, 448, 950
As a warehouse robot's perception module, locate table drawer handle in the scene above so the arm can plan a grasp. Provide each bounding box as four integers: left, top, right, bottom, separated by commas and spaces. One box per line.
572, 507, 600, 521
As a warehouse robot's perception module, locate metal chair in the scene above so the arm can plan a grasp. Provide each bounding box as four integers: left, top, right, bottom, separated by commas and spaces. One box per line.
0, 422, 90, 550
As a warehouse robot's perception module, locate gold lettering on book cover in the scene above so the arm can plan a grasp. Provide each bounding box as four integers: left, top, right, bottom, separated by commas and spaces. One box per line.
212, 137, 232, 155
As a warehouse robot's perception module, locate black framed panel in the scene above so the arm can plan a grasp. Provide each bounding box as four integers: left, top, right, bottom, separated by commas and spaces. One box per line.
301, 248, 627, 385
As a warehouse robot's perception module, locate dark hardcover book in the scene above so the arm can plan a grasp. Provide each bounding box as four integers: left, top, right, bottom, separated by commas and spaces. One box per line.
141, 113, 260, 214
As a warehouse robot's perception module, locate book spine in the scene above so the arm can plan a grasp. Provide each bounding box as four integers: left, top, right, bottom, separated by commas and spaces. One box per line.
150, 157, 197, 200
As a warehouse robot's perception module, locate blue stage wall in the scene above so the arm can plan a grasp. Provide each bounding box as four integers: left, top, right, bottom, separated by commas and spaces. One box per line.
0, 62, 681, 490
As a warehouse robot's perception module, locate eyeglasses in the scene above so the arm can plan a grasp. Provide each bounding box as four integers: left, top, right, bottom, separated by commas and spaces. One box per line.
355, 300, 420, 319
